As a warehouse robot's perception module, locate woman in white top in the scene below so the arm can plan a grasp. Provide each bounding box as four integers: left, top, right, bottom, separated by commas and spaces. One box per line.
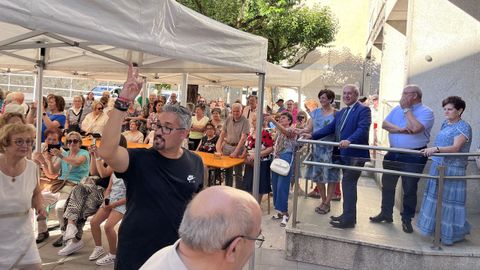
0, 124, 44, 270
65, 95, 85, 133
188, 104, 209, 150
82, 101, 109, 135
122, 120, 144, 143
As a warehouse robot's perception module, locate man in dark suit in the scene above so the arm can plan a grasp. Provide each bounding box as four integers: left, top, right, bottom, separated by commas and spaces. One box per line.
308, 84, 371, 228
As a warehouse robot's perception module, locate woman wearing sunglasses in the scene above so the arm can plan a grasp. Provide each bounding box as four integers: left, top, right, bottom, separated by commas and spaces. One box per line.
34, 131, 91, 249
0, 124, 44, 270
82, 101, 109, 135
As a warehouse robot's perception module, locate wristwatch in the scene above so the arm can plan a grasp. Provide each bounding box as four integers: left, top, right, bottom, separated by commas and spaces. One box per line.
403, 108, 411, 114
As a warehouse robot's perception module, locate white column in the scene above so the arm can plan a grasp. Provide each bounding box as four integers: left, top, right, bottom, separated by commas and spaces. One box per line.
181, 73, 188, 106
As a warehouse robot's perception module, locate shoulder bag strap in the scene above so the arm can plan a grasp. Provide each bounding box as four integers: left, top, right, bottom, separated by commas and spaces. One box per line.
77, 106, 84, 123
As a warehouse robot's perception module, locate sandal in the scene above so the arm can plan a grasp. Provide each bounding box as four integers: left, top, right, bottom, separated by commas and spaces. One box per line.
271, 213, 283, 220
315, 203, 330, 215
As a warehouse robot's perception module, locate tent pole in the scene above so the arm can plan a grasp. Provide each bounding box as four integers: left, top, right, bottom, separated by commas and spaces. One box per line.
249, 73, 265, 270
141, 76, 147, 106
181, 73, 188, 106
34, 48, 46, 152
33, 47, 45, 234
297, 86, 301, 112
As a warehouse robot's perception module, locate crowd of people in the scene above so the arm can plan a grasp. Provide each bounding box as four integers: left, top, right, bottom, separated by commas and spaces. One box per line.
0, 65, 475, 269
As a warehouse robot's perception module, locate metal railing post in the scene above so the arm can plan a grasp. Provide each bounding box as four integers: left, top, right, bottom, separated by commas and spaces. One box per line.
292, 150, 302, 228
432, 165, 445, 250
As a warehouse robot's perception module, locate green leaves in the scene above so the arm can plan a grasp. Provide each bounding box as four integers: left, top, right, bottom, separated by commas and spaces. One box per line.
177, 0, 338, 67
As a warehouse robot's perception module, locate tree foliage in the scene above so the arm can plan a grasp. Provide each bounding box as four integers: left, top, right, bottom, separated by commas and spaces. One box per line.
177, 0, 338, 67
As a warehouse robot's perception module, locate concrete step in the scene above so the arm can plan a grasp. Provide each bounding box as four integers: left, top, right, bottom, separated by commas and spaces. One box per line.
285, 177, 480, 270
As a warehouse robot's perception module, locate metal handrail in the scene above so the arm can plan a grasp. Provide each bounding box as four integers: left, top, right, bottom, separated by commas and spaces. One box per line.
298, 139, 480, 157
292, 139, 480, 250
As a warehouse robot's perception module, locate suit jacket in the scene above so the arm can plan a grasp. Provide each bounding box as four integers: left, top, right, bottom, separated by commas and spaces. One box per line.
312, 102, 371, 160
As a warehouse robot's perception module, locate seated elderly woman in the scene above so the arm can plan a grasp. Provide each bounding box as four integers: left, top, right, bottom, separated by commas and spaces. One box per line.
65, 95, 86, 134
55, 135, 127, 259
122, 120, 144, 143
82, 101, 109, 135
35, 127, 64, 243
0, 112, 26, 128
196, 122, 218, 153
33, 131, 90, 248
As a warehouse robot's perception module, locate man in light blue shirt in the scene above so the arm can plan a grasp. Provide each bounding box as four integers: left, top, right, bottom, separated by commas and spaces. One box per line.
369, 85, 434, 233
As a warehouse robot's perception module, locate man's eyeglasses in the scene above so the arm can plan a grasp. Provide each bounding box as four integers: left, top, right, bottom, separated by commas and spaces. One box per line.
153, 123, 186, 135
11, 139, 34, 146
221, 232, 265, 250
66, 139, 80, 144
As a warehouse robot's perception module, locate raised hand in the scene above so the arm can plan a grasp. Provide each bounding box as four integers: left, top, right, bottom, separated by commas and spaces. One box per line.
120, 63, 143, 101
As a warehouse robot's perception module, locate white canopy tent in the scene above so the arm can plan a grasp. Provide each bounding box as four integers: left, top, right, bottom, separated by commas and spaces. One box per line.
0, 0, 273, 234
0, 0, 267, 73
65, 61, 302, 88
0, 1, 275, 267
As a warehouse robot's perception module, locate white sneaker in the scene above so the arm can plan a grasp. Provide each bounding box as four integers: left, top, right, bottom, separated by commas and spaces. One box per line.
64, 223, 78, 241
89, 246, 105, 261
280, 215, 289, 227
58, 239, 84, 256
96, 253, 116, 266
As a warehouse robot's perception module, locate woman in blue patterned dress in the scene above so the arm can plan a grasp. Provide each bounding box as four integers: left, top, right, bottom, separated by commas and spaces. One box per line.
417, 96, 471, 245
302, 89, 340, 214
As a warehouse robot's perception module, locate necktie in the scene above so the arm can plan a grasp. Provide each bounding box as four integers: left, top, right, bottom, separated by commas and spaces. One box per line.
336, 106, 351, 141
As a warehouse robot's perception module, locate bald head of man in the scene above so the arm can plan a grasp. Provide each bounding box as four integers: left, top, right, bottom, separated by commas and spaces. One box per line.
177, 186, 261, 270
141, 186, 262, 270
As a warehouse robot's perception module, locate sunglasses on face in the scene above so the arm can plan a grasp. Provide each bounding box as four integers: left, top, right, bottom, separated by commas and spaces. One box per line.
66, 139, 80, 144
11, 139, 34, 146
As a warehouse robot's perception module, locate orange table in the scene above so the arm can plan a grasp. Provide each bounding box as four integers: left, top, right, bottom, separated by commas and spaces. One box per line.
194, 151, 244, 187
82, 138, 151, 149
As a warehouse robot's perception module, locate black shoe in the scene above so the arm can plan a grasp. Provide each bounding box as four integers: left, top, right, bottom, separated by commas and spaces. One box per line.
330, 215, 343, 222
36, 232, 49, 244
52, 236, 64, 247
369, 213, 393, 223
330, 220, 355, 229
402, 221, 413, 233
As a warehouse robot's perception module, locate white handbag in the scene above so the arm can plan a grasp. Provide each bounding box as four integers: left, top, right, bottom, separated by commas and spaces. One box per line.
270, 158, 291, 176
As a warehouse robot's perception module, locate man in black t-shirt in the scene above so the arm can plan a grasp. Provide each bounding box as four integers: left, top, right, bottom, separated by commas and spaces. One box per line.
98, 64, 204, 270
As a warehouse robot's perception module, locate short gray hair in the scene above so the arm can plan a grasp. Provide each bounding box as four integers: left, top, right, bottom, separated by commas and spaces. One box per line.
162, 104, 192, 129
344, 84, 360, 96
405, 84, 422, 99
232, 102, 243, 111
179, 199, 255, 253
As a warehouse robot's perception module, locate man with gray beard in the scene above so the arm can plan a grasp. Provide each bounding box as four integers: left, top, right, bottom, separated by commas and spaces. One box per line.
98, 64, 204, 270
